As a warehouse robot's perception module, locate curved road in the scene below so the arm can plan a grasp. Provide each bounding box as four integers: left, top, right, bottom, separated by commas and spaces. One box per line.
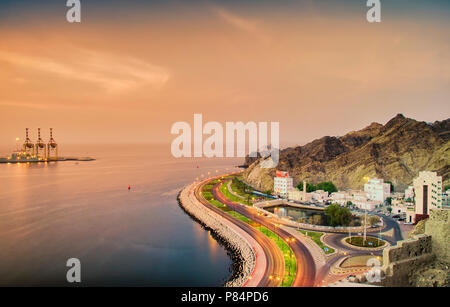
212, 180, 317, 287
194, 179, 285, 287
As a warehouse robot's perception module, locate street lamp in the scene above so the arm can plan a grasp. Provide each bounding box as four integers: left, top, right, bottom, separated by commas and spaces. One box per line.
378, 224, 382, 246
363, 208, 368, 244
285, 237, 294, 277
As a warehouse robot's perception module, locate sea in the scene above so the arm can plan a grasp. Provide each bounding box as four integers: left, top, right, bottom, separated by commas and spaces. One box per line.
0, 144, 242, 286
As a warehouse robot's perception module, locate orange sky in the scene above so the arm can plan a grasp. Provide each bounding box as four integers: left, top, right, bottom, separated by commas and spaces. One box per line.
0, 5, 449, 147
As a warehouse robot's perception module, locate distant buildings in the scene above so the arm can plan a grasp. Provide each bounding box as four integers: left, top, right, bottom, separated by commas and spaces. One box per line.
391, 198, 414, 215
310, 190, 329, 203
351, 191, 379, 211
288, 188, 312, 202
329, 188, 381, 211
286, 179, 330, 203
329, 191, 350, 206
273, 171, 293, 197
364, 178, 391, 203
277, 170, 447, 223
406, 171, 443, 224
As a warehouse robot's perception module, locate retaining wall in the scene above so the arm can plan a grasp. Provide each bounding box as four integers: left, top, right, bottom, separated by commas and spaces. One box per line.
343, 234, 434, 286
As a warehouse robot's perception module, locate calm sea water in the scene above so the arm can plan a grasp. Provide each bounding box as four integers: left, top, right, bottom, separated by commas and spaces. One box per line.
0, 144, 242, 286
266, 205, 325, 222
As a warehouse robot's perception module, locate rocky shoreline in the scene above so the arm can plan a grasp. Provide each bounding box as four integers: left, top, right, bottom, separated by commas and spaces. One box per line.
177, 185, 256, 287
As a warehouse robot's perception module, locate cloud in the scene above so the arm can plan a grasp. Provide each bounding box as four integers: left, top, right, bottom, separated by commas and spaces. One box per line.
0, 49, 170, 93
212, 7, 269, 43
0, 100, 106, 110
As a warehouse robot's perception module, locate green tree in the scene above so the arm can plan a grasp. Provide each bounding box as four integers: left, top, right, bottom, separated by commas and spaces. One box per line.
368, 215, 381, 226
337, 207, 352, 226
386, 197, 392, 205
324, 204, 352, 227
308, 214, 323, 225
296, 181, 338, 194
315, 182, 338, 194
387, 207, 392, 214
296, 182, 315, 192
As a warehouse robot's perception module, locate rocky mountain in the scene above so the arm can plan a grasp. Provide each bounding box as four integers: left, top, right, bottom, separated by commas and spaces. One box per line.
243, 114, 450, 192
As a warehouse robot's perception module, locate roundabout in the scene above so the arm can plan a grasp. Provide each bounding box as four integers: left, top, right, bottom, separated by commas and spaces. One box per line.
341, 236, 389, 251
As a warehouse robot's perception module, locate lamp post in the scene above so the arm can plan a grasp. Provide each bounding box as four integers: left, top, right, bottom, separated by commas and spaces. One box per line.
364, 208, 367, 244
285, 237, 294, 277
378, 222, 382, 246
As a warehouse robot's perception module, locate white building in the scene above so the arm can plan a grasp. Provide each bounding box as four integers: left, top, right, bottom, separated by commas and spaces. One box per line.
364, 178, 391, 203
350, 191, 379, 211
391, 199, 413, 215
330, 191, 352, 206
288, 189, 312, 202
443, 190, 450, 206
289, 188, 329, 203
329, 190, 379, 210
406, 171, 443, 223
404, 186, 414, 201
273, 171, 294, 197
310, 190, 329, 203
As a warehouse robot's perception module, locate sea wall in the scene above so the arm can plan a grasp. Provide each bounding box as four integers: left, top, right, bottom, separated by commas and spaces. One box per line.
177, 184, 256, 287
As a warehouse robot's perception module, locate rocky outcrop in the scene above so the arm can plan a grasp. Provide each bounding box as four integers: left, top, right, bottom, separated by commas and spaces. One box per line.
177, 185, 255, 287
409, 260, 449, 287
408, 218, 427, 239
424, 209, 450, 264
408, 210, 450, 287
243, 114, 450, 191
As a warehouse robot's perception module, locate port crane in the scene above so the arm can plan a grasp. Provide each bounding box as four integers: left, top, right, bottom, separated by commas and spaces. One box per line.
35, 128, 47, 159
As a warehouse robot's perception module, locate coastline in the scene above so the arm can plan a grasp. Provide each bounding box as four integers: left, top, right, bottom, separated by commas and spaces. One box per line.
0, 156, 95, 163
177, 183, 256, 287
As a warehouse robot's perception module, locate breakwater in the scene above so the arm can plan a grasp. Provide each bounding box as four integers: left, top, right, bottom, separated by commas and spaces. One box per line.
177, 184, 255, 287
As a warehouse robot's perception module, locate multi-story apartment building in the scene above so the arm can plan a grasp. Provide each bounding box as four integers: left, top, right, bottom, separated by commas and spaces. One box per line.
406, 171, 443, 223
364, 178, 391, 203
273, 171, 293, 197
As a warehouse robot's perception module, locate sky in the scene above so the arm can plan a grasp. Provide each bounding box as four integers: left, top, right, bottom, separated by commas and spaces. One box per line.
0, 0, 449, 147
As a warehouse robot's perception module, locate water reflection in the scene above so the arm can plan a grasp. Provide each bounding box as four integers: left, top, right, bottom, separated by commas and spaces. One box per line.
0, 144, 240, 286
267, 205, 326, 223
